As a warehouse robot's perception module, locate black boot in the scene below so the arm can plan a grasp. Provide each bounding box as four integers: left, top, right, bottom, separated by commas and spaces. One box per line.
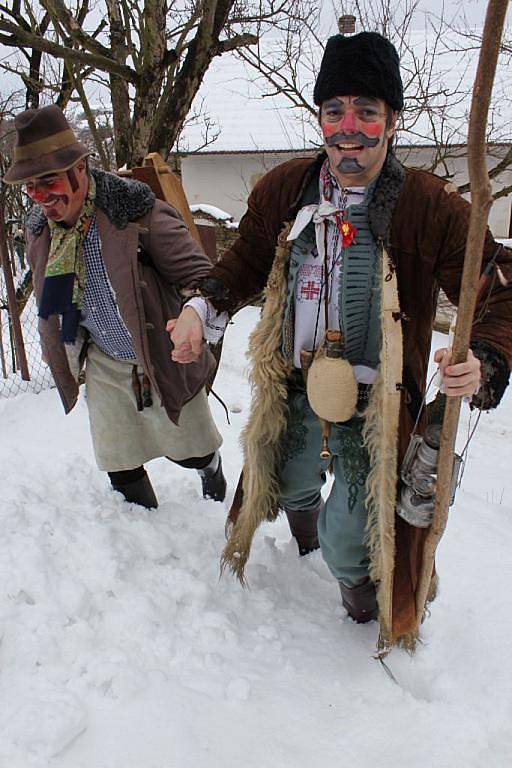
198, 453, 227, 502
108, 467, 158, 509
338, 577, 378, 623
284, 501, 322, 555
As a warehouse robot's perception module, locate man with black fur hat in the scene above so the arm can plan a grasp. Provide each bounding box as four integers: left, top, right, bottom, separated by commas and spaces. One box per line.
5, 104, 226, 509
170, 32, 512, 645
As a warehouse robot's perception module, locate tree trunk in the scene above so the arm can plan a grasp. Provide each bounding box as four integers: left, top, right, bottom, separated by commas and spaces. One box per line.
0, 202, 30, 381
149, 0, 235, 158
131, 0, 167, 165
107, 0, 132, 168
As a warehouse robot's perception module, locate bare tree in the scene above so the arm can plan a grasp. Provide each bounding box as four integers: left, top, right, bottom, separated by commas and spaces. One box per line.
0, 92, 25, 226
0, 0, 319, 168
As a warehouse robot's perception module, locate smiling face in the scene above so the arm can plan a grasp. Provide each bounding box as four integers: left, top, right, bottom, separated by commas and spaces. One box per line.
320, 95, 397, 187
24, 160, 89, 227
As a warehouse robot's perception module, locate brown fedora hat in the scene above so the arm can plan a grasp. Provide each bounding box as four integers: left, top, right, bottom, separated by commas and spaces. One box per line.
3, 104, 90, 184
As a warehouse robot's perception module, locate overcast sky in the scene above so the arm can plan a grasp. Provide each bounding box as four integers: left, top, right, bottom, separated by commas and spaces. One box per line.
417, 0, 511, 26
324, 0, 511, 31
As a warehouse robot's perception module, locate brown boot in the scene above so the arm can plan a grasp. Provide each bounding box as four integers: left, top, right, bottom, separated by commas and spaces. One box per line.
339, 578, 378, 623
284, 501, 321, 556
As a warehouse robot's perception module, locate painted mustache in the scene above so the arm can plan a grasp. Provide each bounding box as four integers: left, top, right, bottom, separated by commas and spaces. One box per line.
325, 131, 379, 149
37, 194, 69, 207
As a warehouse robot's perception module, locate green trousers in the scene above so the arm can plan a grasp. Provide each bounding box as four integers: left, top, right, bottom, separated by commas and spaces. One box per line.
278, 386, 371, 586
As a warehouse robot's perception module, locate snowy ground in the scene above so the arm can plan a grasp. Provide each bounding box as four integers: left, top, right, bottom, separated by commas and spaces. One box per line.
1, 307, 511, 768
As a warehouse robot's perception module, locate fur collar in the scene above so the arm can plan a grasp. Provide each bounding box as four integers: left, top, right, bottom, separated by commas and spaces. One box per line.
26, 168, 155, 235
368, 151, 406, 241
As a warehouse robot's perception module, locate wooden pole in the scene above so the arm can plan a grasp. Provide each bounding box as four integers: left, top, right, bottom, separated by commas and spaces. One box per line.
0, 195, 30, 381
415, 0, 509, 629
0, 309, 7, 378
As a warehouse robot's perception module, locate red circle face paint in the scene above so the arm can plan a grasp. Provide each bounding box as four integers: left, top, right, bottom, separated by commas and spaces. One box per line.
26, 176, 69, 205
322, 122, 339, 138
360, 122, 383, 139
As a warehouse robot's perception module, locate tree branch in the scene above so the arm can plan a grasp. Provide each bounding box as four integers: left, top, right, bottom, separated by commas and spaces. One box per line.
214, 32, 258, 55
70, 65, 111, 170
40, 0, 114, 61
457, 144, 512, 194
0, 17, 139, 82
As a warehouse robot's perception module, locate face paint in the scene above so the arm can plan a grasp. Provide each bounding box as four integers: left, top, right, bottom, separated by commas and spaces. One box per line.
324, 131, 380, 149
321, 96, 386, 141
320, 95, 395, 186
66, 168, 79, 192
322, 121, 341, 139
25, 173, 74, 222
322, 113, 384, 145
336, 157, 365, 174
26, 175, 69, 206
25, 163, 88, 226
359, 122, 384, 139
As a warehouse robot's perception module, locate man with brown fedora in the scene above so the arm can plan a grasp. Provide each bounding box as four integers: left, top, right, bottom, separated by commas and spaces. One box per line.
169, 31, 512, 645
5, 104, 227, 508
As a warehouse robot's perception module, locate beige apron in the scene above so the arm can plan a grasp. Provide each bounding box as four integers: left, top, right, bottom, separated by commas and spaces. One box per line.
85, 343, 222, 471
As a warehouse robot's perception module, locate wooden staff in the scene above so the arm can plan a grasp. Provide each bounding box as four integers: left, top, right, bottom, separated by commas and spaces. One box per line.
415, 0, 509, 630
0, 195, 30, 381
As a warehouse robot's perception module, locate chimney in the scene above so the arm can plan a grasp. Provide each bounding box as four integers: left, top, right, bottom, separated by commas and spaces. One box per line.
338, 15, 356, 35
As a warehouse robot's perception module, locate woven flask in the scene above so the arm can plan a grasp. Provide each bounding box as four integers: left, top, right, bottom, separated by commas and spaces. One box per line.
306, 329, 358, 426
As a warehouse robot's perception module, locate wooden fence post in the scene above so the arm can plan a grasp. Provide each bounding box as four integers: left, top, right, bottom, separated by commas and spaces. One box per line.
0, 193, 30, 381
0, 308, 7, 378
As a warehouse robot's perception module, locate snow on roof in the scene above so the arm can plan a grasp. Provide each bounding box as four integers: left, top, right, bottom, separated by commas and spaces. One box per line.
189, 203, 234, 221
181, 27, 511, 154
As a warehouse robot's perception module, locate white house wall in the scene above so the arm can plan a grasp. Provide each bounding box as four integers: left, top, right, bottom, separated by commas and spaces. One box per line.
181, 151, 309, 222
181, 147, 511, 237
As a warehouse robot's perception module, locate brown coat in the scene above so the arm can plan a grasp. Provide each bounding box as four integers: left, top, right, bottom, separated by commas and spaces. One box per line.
210, 154, 512, 369
209, 152, 512, 645
28, 174, 215, 425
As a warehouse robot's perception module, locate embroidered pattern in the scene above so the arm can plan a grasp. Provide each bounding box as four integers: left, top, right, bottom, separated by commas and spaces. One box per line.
280, 390, 308, 466
331, 420, 370, 512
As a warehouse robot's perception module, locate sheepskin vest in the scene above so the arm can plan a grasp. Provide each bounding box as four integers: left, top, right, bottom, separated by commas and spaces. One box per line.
222, 152, 416, 647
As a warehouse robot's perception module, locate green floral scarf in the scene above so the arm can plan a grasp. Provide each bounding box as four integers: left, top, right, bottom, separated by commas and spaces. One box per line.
39, 176, 96, 342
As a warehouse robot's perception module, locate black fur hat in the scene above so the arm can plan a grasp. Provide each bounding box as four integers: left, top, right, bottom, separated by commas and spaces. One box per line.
313, 32, 403, 111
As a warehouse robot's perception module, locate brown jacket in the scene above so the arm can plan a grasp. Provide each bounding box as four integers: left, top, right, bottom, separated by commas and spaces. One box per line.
210, 153, 512, 373
208, 152, 512, 645
27, 170, 214, 424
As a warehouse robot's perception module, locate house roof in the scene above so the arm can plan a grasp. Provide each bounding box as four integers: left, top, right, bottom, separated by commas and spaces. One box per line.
180, 27, 511, 154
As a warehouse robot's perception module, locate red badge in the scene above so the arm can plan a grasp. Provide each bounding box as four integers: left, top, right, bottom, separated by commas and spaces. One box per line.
337, 218, 357, 248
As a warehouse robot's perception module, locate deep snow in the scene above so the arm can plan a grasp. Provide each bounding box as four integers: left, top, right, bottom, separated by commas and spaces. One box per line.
1, 307, 511, 767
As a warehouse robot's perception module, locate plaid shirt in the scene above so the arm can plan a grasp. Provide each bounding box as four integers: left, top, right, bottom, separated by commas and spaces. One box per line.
80, 218, 136, 360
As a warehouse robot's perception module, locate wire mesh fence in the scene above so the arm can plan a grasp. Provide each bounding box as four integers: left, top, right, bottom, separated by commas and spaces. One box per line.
0, 225, 54, 400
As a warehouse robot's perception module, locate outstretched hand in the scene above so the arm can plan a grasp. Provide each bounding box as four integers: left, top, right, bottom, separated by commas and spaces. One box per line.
166, 306, 204, 364
434, 347, 481, 398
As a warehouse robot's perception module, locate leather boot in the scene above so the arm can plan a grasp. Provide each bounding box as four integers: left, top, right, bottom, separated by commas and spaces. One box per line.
284, 501, 321, 556
198, 453, 227, 502
338, 577, 378, 623
109, 468, 158, 509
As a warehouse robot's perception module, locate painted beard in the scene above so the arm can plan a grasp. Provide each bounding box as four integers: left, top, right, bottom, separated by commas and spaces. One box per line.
325, 130, 380, 175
